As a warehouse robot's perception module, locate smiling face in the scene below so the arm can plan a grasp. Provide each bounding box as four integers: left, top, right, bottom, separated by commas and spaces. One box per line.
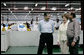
63, 16, 68, 23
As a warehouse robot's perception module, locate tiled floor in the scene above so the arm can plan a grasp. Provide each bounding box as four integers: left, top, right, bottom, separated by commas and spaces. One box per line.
1, 46, 83, 54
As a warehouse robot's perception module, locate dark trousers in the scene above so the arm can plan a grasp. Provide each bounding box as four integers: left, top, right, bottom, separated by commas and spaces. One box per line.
37, 33, 53, 54
68, 36, 80, 54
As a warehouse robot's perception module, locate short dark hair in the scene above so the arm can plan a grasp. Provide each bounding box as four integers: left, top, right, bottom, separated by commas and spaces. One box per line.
3, 24, 5, 27
44, 12, 50, 16
71, 12, 76, 18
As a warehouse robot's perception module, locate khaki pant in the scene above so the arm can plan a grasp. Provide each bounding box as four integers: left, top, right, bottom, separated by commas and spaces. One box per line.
60, 40, 69, 54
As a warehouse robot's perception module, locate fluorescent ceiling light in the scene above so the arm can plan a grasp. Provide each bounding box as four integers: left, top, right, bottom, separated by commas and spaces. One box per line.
65, 3, 69, 7
35, 3, 38, 6
3, 3, 6, 6
67, 7, 74, 10
8, 8, 10, 11
64, 12, 67, 13
67, 8, 71, 10
14, 8, 18, 10
31, 8, 33, 11
41, 7, 46, 10
75, 8, 81, 11
79, 8, 81, 10
70, 7, 74, 10
51, 7, 56, 10
24, 6, 28, 10
75, 9, 79, 11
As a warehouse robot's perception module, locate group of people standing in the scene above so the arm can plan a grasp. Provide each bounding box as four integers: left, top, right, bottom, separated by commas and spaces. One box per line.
37, 12, 80, 54
1, 12, 81, 54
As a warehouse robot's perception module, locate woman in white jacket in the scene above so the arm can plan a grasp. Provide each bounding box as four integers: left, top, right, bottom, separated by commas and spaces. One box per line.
57, 13, 69, 54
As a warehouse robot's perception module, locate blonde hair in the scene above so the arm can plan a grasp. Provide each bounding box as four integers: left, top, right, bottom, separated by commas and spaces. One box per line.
62, 13, 69, 20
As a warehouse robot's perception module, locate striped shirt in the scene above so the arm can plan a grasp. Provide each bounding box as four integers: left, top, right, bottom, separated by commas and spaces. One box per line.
67, 19, 81, 42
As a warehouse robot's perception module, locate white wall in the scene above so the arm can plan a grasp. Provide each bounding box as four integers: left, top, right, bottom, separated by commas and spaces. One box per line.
9, 31, 40, 46
8, 31, 83, 46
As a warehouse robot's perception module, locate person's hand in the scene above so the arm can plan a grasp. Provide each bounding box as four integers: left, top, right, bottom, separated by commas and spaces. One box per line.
66, 41, 69, 46
71, 41, 75, 47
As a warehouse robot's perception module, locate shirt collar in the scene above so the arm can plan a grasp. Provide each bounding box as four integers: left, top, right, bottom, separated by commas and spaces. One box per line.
69, 18, 75, 23
43, 19, 50, 22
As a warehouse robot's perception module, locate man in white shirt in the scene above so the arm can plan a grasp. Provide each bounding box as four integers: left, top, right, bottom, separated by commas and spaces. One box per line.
55, 19, 62, 30
37, 13, 54, 54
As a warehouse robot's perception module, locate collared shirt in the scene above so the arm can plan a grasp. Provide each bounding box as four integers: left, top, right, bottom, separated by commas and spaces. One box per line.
38, 19, 55, 33
57, 21, 69, 42
67, 19, 81, 42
